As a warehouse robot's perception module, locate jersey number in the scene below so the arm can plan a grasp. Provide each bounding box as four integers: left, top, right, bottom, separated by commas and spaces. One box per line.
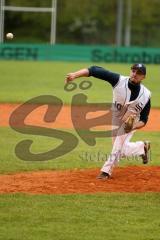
115, 101, 122, 111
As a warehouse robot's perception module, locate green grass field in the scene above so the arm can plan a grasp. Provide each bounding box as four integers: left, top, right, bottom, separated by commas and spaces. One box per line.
0, 61, 159, 106
0, 127, 159, 174
0, 60, 160, 240
0, 193, 160, 240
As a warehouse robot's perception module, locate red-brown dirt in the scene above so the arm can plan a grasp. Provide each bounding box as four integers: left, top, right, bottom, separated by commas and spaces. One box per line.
0, 104, 160, 194
0, 167, 160, 194
0, 103, 160, 131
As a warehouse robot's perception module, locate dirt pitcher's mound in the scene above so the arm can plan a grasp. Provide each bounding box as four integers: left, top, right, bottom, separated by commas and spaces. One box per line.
0, 166, 160, 194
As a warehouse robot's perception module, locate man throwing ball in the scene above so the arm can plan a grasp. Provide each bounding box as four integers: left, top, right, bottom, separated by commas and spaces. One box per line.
65, 63, 151, 179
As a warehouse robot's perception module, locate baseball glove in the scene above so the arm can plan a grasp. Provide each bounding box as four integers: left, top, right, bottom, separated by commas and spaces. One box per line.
124, 115, 135, 133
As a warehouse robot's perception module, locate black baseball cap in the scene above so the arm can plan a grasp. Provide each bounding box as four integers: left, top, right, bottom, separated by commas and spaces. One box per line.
131, 63, 146, 75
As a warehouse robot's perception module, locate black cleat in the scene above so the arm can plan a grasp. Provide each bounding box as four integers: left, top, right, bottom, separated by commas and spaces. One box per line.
141, 141, 151, 164
97, 172, 110, 180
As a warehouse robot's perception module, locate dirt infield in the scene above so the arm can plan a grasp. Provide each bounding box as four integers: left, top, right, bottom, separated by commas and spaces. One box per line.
1, 103, 160, 131
0, 104, 160, 194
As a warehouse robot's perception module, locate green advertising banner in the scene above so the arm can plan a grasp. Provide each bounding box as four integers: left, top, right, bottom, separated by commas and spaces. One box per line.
0, 43, 160, 63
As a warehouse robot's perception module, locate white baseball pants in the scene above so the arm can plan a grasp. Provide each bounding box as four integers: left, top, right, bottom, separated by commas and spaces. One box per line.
101, 127, 145, 176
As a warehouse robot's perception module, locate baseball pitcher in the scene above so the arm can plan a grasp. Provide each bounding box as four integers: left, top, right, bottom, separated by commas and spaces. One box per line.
65, 63, 151, 179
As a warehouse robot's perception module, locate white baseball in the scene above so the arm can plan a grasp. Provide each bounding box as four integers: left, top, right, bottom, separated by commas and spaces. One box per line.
6, 33, 14, 39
